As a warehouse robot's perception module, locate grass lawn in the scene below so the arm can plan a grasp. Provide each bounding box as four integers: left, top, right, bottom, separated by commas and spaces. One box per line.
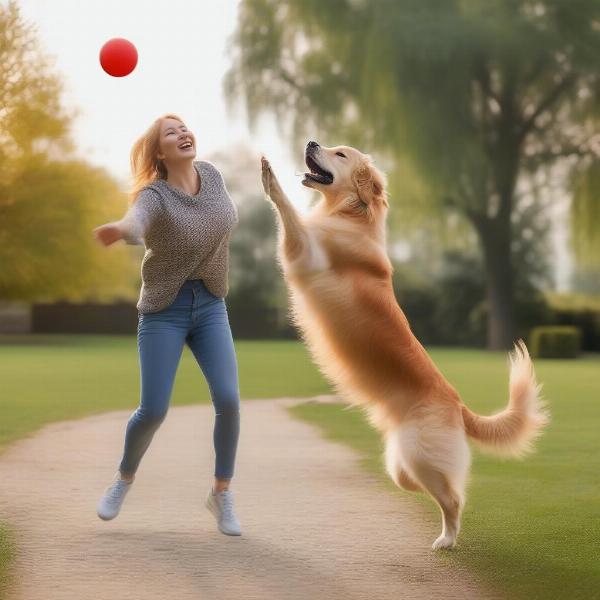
288, 349, 600, 600
0, 524, 15, 598
0, 335, 330, 451
0, 336, 598, 599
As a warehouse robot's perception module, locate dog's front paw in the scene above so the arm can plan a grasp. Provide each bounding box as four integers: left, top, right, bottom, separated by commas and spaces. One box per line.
261, 156, 283, 203
261, 156, 274, 197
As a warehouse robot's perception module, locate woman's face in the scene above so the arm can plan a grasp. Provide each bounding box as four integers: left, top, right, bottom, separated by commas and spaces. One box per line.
157, 118, 196, 164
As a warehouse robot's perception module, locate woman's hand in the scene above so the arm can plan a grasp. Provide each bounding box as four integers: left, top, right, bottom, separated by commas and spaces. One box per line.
93, 222, 124, 247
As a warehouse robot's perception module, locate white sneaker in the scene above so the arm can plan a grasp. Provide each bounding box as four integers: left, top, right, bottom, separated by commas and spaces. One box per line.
97, 473, 133, 521
205, 489, 242, 536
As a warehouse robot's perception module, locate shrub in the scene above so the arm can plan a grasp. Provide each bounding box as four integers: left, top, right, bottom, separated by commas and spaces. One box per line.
530, 326, 582, 359
545, 293, 600, 352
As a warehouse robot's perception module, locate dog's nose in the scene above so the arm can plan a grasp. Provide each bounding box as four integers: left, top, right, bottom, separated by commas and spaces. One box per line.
307, 140, 319, 149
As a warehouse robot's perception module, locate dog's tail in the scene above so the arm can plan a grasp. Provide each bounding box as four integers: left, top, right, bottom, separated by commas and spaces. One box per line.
461, 340, 549, 457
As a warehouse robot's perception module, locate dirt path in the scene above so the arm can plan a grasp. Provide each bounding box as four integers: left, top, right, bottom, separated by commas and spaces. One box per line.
0, 398, 497, 599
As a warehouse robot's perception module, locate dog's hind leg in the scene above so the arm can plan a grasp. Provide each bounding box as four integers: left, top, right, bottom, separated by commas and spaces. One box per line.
397, 468, 423, 492
412, 464, 463, 550
386, 451, 423, 492
385, 430, 423, 492
398, 424, 470, 550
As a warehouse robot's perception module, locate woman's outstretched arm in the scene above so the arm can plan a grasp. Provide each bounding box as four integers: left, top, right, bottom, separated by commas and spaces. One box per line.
93, 188, 161, 247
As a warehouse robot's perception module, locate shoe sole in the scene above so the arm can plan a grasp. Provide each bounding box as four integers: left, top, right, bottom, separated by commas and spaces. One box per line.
97, 504, 119, 521
97, 512, 117, 521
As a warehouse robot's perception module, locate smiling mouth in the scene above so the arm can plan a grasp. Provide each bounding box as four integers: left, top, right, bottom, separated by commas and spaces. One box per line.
303, 154, 333, 186
178, 141, 193, 150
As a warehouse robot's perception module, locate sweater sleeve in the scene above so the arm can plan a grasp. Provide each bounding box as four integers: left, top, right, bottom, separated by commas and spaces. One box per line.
119, 188, 162, 245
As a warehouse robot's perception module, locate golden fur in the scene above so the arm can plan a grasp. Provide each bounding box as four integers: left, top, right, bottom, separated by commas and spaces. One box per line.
261, 144, 549, 550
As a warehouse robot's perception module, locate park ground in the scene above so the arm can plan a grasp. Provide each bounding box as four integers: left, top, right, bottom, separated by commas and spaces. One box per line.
0, 336, 598, 599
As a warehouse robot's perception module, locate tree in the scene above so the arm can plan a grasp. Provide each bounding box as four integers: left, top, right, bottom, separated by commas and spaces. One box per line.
225, 0, 600, 349
0, 0, 138, 303
571, 161, 600, 269
0, 0, 73, 164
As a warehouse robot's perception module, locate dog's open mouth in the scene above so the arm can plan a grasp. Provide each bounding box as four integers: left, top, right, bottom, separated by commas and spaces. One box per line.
303, 154, 334, 186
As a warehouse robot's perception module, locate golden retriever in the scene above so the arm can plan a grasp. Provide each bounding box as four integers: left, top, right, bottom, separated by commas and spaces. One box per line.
260, 142, 549, 550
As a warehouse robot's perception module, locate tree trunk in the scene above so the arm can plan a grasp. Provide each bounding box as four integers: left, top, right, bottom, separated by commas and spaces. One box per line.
475, 109, 520, 350
477, 218, 516, 350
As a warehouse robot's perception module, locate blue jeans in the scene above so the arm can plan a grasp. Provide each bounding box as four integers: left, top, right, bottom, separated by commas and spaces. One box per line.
119, 279, 240, 480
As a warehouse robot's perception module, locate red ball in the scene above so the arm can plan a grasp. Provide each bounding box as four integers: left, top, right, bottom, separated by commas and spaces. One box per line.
99, 38, 138, 77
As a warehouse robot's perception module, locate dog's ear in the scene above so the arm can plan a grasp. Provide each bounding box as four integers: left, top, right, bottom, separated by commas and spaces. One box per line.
352, 161, 388, 208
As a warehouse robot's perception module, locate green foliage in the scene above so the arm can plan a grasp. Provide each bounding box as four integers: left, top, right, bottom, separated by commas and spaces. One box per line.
0, 155, 141, 302
0, 0, 139, 303
571, 160, 600, 267
545, 292, 600, 351
530, 325, 582, 358
0, 0, 73, 162
546, 292, 600, 312
571, 266, 600, 295
226, 0, 600, 345
393, 253, 487, 345
393, 246, 555, 346
227, 0, 600, 221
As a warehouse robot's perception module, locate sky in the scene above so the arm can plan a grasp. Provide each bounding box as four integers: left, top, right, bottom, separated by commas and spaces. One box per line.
17, 0, 314, 212
16, 0, 573, 288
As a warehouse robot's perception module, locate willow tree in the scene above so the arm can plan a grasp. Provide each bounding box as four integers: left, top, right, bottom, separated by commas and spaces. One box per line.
225, 0, 600, 349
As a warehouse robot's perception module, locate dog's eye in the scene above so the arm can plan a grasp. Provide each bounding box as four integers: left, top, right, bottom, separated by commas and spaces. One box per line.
351, 197, 368, 211
336, 152, 347, 158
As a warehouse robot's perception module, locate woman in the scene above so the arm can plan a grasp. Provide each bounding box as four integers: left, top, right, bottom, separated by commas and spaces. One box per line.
93, 114, 241, 535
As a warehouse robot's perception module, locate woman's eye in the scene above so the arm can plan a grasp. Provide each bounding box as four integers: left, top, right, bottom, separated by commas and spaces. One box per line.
336, 152, 346, 158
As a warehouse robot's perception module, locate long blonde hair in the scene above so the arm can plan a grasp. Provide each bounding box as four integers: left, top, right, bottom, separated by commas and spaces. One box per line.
129, 113, 185, 202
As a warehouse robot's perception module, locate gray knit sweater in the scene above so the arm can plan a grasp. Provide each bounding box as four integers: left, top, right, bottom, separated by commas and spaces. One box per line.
120, 160, 239, 313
